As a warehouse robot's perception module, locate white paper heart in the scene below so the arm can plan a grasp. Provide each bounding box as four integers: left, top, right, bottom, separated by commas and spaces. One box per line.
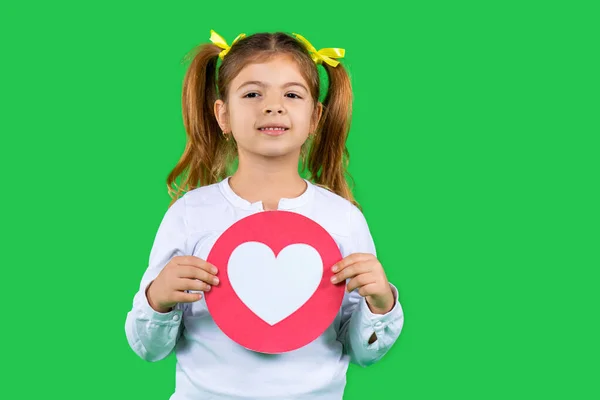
228, 242, 323, 326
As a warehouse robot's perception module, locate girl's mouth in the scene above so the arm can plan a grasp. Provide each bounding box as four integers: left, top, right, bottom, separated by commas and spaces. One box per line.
258, 127, 289, 136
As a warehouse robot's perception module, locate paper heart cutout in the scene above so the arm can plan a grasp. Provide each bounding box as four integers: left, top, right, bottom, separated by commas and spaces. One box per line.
228, 242, 323, 326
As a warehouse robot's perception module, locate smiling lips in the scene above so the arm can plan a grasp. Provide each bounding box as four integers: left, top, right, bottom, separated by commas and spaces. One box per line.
258, 126, 289, 136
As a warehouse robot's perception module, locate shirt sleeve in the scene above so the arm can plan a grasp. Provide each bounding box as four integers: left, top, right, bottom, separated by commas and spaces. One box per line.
336, 204, 405, 367
124, 196, 189, 362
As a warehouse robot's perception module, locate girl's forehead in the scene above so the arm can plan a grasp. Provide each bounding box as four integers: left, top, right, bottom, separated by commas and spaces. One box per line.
232, 56, 308, 85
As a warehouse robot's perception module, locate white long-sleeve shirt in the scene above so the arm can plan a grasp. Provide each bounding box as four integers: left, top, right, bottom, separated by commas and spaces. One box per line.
125, 177, 404, 399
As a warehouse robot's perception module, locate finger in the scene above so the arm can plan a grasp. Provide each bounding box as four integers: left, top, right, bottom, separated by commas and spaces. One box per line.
174, 256, 219, 274
178, 266, 220, 286
331, 262, 373, 284
331, 253, 374, 273
176, 278, 212, 292
346, 274, 377, 293
357, 283, 379, 297
172, 290, 203, 303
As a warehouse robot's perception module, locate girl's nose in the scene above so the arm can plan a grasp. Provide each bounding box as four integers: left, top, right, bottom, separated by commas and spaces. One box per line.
263, 105, 286, 115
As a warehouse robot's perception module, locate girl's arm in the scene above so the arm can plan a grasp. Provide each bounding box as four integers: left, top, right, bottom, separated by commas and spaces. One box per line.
336, 204, 405, 367
124, 197, 189, 362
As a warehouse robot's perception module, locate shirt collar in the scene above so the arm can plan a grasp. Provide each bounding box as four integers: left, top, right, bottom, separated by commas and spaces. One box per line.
219, 176, 314, 211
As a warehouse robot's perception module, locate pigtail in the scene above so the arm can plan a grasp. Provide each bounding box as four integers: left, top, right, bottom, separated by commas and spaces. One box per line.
307, 62, 360, 210
166, 43, 236, 207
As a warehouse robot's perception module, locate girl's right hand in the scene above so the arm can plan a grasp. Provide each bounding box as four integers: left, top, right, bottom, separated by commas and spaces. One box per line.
145, 256, 220, 313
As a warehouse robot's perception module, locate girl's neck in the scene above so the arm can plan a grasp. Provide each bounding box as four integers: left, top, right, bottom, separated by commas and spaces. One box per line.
229, 153, 307, 210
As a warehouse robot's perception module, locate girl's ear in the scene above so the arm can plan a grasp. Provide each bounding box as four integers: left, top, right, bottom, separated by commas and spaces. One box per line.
310, 102, 323, 133
214, 99, 231, 132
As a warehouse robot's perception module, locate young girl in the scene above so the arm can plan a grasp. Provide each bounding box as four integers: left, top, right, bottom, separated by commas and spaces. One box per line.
125, 29, 404, 399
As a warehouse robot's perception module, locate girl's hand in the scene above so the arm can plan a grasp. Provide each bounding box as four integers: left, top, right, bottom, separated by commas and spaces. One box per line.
330, 253, 395, 314
146, 256, 220, 313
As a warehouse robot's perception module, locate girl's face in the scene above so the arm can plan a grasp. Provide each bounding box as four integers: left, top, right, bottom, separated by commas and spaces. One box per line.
215, 55, 322, 161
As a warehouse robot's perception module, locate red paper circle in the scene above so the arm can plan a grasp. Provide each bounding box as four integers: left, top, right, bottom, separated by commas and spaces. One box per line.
204, 210, 344, 353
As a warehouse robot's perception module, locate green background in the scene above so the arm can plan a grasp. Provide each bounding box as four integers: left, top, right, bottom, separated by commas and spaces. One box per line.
1, 0, 597, 399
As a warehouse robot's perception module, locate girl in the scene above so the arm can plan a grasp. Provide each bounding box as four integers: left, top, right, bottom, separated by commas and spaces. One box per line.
125, 30, 404, 399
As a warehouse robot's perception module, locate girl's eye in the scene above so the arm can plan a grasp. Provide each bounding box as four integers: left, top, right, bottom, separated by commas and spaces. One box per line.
244, 92, 260, 98
286, 93, 301, 99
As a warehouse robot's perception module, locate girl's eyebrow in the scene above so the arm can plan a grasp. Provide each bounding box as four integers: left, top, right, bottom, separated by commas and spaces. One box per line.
236, 81, 308, 92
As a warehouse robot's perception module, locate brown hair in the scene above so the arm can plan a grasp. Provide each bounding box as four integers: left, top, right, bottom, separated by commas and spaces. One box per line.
167, 32, 359, 209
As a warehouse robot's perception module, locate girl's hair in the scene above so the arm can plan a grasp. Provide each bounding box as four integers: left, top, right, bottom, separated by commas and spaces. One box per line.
167, 32, 360, 209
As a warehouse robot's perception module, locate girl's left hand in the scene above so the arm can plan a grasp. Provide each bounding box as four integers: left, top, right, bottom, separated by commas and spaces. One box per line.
330, 253, 395, 314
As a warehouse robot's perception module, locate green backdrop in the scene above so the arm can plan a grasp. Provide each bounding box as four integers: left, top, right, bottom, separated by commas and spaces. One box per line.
1, 0, 597, 399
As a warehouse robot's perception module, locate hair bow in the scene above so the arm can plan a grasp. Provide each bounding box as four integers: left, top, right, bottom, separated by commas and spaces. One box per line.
292, 33, 345, 67
209, 29, 246, 59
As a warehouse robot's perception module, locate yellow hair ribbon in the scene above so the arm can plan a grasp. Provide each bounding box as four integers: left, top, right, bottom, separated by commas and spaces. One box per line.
292, 33, 345, 67
209, 29, 246, 60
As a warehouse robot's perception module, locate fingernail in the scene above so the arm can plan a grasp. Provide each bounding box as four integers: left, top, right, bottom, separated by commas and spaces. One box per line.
212, 267, 218, 274
331, 276, 337, 283
214, 277, 220, 285
206, 285, 211, 291
332, 265, 338, 272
